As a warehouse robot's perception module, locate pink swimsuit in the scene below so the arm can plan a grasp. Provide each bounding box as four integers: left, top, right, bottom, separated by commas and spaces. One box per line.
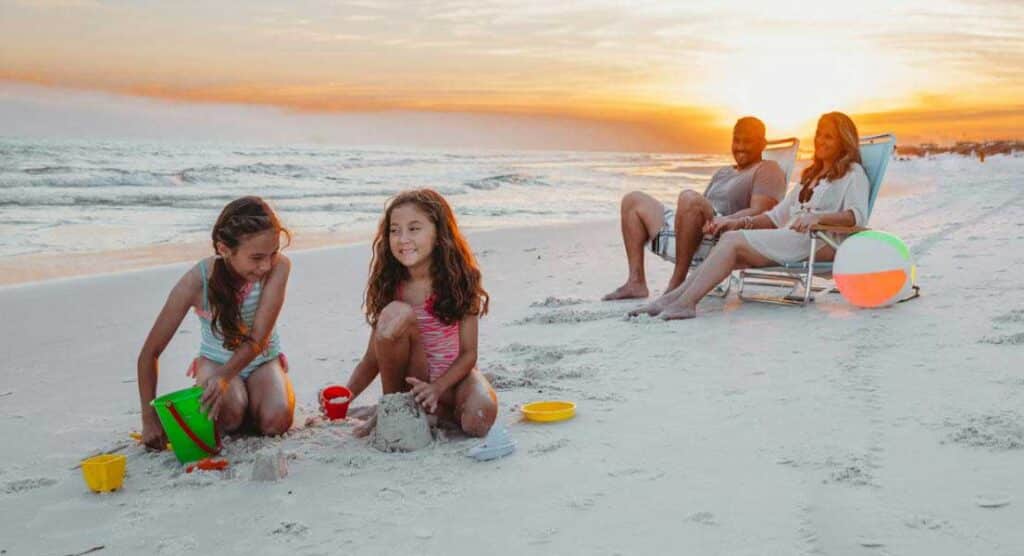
401, 286, 460, 382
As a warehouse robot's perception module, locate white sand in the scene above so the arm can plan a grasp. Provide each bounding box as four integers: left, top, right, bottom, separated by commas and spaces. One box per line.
1, 155, 1023, 554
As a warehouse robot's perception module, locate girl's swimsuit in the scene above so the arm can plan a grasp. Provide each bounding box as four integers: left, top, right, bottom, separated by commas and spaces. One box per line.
188, 258, 286, 380
400, 285, 460, 383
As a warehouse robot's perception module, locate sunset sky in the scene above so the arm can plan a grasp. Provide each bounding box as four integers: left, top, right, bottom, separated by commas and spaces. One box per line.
1, 0, 1021, 151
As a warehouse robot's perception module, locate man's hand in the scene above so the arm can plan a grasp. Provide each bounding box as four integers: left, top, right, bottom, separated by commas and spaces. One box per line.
703, 216, 742, 236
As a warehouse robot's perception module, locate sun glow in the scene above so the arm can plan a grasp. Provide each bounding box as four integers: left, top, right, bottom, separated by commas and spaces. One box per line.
693, 32, 909, 137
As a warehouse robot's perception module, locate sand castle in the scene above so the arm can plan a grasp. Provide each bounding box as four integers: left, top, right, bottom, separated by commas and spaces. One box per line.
370, 393, 433, 453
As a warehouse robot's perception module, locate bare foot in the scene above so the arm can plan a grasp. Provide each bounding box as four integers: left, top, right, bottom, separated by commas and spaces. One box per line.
627, 296, 670, 317
659, 304, 697, 320
602, 282, 649, 301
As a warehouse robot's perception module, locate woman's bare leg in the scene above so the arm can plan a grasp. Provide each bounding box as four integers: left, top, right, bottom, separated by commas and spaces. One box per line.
660, 231, 775, 320
245, 358, 295, 436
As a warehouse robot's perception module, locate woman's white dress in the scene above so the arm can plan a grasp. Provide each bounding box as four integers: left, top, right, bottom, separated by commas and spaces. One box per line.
741, 163, 870, 264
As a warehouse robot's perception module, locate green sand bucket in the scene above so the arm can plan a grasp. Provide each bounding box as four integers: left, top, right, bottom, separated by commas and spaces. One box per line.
151, 386, 220, 464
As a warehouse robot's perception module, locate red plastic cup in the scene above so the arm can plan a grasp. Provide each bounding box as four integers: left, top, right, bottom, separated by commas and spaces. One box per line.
320, 385, 352, 420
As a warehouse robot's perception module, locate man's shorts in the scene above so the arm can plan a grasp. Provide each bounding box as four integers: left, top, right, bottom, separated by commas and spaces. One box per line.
649, 206, 718, 264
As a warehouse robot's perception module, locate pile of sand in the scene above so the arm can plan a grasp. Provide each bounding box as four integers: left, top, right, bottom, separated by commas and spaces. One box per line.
370, 393, 433, 452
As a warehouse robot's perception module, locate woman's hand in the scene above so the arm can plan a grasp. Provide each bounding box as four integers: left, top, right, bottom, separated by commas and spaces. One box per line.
141, 409, 168, 451
199, 369, 232, 421
703, 216, 740, 236
406, 377, 442, 413
789, 213, 822, 233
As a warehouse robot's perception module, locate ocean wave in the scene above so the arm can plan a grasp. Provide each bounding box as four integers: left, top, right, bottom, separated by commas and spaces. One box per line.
464, 173, 547, 190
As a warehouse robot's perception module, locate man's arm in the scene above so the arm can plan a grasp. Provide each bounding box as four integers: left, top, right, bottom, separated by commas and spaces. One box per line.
726, 193, 778, 218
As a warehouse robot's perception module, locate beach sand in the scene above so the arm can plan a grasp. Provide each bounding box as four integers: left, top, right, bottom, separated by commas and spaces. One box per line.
1, 155, 1023, 554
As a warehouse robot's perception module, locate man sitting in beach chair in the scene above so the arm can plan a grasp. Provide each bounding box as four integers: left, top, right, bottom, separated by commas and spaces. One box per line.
603, 116, 788, 300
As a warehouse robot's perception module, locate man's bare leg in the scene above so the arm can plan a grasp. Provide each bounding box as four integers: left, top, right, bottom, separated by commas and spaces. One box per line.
665, 191, 715, 292
603, 191, 665, 300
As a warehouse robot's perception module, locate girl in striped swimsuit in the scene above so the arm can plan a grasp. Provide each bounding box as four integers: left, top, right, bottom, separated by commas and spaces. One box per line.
136, 197, 295, 450
346, 189, 498, 438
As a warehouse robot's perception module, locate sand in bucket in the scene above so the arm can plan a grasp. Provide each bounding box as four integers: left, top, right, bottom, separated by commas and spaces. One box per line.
151, 386, 220, 464
370, 393, 433, 452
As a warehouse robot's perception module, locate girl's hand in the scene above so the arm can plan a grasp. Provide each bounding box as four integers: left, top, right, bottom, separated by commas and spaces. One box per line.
789, 213, 821, 233
406, 377, 441, 413
199, 370, 231, 422
141, 410, 168, 451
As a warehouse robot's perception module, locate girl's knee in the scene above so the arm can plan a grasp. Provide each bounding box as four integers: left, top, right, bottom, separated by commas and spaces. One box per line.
256, 404, 294, 436
217, 400, 247, 433
460, 395, 498, 438
376, 302, 415, 341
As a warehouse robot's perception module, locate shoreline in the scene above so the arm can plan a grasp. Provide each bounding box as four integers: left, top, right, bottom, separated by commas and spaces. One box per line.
0, 219, 616, 289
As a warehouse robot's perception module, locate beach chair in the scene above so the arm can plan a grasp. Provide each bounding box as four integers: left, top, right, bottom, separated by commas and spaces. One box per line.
734, 133, 906, 306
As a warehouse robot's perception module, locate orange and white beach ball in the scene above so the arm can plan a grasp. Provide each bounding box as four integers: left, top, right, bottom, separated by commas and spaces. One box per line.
833, 231, 915, 308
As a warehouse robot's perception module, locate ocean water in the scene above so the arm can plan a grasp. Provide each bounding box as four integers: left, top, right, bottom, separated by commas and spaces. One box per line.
0, 138, 727, 258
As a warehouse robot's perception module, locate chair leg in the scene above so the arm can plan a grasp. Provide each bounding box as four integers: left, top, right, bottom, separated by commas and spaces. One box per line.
802, 235, 818, 306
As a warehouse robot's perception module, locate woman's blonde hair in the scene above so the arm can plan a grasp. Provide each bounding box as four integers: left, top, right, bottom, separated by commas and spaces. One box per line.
799, 111, 862, 188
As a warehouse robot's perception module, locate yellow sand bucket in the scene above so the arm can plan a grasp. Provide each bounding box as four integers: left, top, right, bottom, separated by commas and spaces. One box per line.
521, 400, 576, 422
81, 454, 126, 493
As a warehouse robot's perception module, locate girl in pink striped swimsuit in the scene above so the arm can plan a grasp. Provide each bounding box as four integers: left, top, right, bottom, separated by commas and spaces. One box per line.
345, 189, 498, 438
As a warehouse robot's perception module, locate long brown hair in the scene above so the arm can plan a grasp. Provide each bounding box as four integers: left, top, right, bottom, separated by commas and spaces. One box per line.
208, 196, 290, 351
364, 189, 489, 326
799, 112, 862, 199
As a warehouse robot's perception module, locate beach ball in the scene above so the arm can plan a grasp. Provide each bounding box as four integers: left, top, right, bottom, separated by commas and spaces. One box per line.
833, 231, 915, 308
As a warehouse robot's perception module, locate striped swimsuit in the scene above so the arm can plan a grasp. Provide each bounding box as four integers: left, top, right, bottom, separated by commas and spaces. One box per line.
191, 258, 284, 379
401, 285, 460, 383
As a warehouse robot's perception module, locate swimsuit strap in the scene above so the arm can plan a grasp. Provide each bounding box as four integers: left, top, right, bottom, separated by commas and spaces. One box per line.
198, 258, 210, 312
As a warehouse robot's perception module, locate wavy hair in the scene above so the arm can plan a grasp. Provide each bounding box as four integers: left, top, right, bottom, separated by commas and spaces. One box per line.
799, 112, 862, 197
208, 196, 290, 351
364, 189, 489, 326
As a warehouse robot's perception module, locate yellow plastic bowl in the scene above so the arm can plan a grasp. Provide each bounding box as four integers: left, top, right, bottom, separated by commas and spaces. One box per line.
81, 454, 126, 493
521, 400, 576, 422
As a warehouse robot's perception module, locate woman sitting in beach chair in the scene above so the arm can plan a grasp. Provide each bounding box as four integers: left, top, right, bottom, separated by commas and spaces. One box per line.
630, 111, 869, 320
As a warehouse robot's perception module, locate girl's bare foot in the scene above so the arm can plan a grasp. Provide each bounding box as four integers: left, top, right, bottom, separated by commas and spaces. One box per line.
659, 304, 697, 320
602, 282, 649, 301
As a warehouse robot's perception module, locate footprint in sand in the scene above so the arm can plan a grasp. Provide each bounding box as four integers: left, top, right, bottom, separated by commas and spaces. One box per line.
514, 308, 623, 325
979, 332, 1024, 345
529, 296, 586, 308
822, 455, 874, 487
528, 438, 569, 455
687, 511, 718, 526
500, 342, 598, 365
945, 411, 1024, 450
2, 477, 57, 495
272, 521, 310, 537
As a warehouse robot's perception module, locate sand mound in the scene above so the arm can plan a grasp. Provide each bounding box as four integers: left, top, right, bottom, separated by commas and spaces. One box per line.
370, 393, 433, 453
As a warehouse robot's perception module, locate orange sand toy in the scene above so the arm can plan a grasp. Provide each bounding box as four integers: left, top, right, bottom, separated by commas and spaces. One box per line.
185, 458, 230, 473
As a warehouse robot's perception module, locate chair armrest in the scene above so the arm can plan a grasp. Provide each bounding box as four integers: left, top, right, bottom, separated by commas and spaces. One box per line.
810, 224, 869, 234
